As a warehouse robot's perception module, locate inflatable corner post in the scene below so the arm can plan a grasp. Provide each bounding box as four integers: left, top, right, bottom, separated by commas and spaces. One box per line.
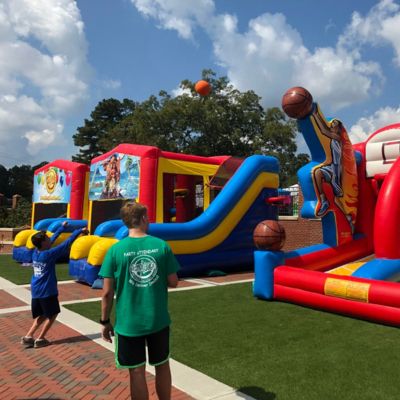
69, 143, 281, 285
13, 160, 89, 263
254, 88, 400, 327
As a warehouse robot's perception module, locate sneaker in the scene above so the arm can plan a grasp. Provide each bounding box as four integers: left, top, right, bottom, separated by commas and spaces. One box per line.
21, 336, 34, 346
316, 199, 330, 217
34, 338, 51, 348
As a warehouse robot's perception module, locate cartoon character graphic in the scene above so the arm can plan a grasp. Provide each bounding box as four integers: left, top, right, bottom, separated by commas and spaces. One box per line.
313, 116, 344, 217
101, 154, 122, 199
309, 107, 358, 237
45, 169, 58, 194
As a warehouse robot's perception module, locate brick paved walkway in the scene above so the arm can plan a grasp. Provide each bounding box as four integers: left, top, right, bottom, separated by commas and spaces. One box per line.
0, 270, 255, 400
0, 310, 194, 400
0, 290, 25, 309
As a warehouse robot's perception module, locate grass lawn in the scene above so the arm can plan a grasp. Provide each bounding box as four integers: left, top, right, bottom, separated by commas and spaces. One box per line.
0, 254, 71, 284
65, 282, 400, 400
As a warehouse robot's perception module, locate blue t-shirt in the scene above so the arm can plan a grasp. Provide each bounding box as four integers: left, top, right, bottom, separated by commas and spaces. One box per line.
31, 227, 82, 299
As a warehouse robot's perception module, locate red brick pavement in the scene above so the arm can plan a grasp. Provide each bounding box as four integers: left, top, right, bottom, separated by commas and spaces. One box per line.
57, 283, 103, 302
0, 272, 252, 399
0, 311, 194, 400
0, 290, 26, 309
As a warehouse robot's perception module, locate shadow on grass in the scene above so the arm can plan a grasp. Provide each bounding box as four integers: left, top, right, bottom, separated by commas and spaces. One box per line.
238, 386, 276, 400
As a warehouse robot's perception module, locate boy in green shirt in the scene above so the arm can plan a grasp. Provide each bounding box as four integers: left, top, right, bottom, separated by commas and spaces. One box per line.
100, 201, 179, 400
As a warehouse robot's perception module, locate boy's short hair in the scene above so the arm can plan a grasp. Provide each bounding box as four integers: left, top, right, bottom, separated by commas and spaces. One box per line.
121, 201, 147, 229
31, 231, 48, 249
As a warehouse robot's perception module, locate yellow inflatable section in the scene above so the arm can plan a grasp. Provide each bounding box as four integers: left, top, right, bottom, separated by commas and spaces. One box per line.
70, 236, 117, 266
14, 229, 71, 249
87, 238, 118, 265
13, 229, 37, 247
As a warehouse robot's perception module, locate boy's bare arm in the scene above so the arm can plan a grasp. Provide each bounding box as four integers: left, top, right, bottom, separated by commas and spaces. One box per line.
313, 113, 341, 141
101, 278, 115, 343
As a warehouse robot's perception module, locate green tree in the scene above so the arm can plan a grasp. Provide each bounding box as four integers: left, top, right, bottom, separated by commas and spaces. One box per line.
0, 198, 31, 227
256, 108, 309, 187
99, 95, 167, 151
6, 161, 47, 200
0, 165, 10, 196
75, 70, 309, 186
100, 70, 265, 157
72, 98, 136, 164
8, 165, 35, 199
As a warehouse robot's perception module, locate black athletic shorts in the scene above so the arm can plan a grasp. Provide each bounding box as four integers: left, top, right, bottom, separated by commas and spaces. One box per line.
116, 326, 170, 368
31, 295, 60, 319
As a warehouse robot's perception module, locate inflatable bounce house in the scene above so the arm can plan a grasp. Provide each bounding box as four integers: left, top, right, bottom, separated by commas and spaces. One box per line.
69, 144, 283, 284
254, 87, 400, 327
13, 160, 89, 263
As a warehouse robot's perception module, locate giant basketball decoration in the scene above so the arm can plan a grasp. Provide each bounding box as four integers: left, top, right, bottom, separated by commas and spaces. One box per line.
253, 220, 286, 251
281, 86, 313, 119
195, 80, 212, 96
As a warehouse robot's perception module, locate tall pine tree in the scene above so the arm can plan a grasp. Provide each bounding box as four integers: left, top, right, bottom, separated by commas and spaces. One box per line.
72, 98, 136, 164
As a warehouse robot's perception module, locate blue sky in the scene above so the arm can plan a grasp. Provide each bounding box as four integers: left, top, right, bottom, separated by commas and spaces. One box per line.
1, 0, 400, 166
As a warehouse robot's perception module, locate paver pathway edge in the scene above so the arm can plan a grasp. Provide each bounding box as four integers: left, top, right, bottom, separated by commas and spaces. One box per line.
1, 275, 256, 400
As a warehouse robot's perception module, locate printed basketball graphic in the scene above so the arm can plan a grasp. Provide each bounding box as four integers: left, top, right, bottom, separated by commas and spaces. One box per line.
253, 220, 286, 251
282, 87, 313, 119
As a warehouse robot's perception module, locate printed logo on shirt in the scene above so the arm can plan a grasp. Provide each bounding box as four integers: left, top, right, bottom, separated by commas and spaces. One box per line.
33, 261, 46, 278
129, 255, 159, 287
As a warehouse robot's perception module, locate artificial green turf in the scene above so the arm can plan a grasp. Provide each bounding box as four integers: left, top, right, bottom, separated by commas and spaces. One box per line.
65, 283, 400, 400
0, 254, 71, 284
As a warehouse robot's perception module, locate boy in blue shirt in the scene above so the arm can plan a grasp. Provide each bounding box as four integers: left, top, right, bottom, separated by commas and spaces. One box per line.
21, 222, 87, 348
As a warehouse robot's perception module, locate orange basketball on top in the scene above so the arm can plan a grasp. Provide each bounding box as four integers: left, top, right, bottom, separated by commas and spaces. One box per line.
281, 86, 313, 119
195, 80, 212, 96
253, 220, 286, 251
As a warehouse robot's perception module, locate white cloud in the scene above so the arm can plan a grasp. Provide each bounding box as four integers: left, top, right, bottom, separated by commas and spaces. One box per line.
130, 0, 214, 39
0, 94, 66, 158
0, 0, 90, 166
349, 106, 400, 143
102, 79, 122, 90
325, 19, 336, 33
129, 1, 386, 113
339, 0, 400, 67
171, 85, 192, 97
210, 12, 384, 112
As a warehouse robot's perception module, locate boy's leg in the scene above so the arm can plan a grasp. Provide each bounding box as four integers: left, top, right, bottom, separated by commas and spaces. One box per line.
25, 316, 46, 338
116, 333, 147, 400
23, 298, 46, 342
155, 361, 171, 400
35, 295, 60, 340
147, 327, 171, 400
36, 314, 58, 340
128, 366, 148, 400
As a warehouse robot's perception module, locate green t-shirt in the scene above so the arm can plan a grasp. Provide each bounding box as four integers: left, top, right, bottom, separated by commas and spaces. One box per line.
99, 235, 180, 337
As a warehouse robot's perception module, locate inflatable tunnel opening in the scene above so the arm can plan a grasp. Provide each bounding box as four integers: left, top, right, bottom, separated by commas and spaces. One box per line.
33, 203, 68, 225
90, 199, 127, 233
